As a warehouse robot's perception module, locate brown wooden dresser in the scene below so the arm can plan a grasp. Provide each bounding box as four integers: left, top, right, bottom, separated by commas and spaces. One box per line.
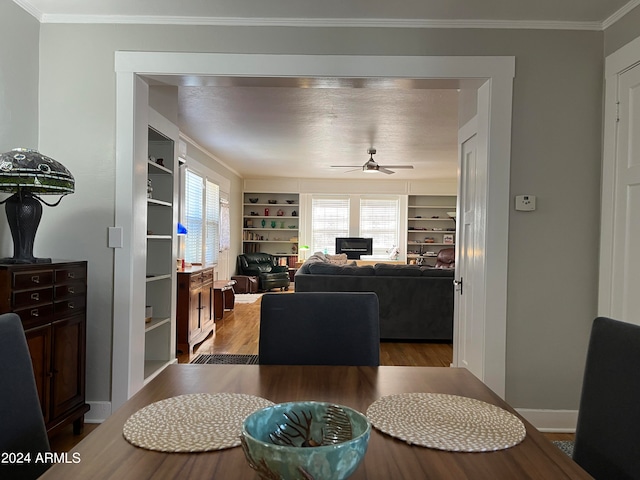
176, 265, 215, 355
0, 260, 90, 437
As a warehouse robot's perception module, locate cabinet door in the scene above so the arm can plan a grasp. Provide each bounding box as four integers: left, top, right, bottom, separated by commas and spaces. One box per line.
188, 288, 202, 341
201, 281, 213, 330
50, 315, 86, 420
25, 324, 52, 422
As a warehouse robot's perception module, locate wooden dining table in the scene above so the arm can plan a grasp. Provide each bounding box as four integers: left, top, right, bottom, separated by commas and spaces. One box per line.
40, 365, 591, 479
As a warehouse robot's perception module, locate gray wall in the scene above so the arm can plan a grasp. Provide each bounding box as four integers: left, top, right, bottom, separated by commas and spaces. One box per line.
604, 4, 640, 55
0, 2, 39, 255
0, 14, 618, 410
33, 24, 605, 410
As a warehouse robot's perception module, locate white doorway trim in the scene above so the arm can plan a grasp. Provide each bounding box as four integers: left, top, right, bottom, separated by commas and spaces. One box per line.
114, 53, 514, 406
600, 36, 640, 316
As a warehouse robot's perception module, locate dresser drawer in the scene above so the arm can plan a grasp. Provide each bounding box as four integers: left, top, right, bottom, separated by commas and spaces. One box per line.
55, 282, 87, 301
54, 295, 86, 317
201, 268, 214, 284
55, 265, 86, 283
13, 270, 54, 290
190, 273, 203, 288
13, 287, 54, 309
14, 303, 55, 327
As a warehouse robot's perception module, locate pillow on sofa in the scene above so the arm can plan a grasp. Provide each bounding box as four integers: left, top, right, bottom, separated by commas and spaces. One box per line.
308, 263, 375, 276
374, 263, 423, 277
326, 253, 349, 265
296, 252, 328, 275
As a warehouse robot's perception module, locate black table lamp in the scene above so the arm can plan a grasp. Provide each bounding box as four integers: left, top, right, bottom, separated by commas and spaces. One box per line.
0, 148, 75, 264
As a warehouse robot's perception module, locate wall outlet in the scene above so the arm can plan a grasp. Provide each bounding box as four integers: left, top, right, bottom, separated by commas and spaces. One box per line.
515, 195, 536, 211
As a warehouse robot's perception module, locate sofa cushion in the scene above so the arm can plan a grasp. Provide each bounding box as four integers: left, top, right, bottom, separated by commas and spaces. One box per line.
374, 264, 423, 277
308, 263, 375, 276
421, 267, 455, 277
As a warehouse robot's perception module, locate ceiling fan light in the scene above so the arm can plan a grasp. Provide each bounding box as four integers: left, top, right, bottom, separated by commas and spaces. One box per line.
363, 165, 378, 173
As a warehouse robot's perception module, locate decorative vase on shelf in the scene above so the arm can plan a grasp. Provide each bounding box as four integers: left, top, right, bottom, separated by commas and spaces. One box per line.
280, 221, 285, 229
271, 220, 277, 228
261, 219, 266, 228
264, 208, 269, 216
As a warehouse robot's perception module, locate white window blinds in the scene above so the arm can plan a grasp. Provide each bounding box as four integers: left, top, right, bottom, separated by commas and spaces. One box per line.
360, 197, 400, 258
205, 179, 220, 265
311, 197, 350, 254
184, 169, 203, 264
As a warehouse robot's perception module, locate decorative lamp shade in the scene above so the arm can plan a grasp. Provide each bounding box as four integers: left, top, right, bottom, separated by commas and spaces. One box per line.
0, 148, 75, 264
0, 148, 75, 194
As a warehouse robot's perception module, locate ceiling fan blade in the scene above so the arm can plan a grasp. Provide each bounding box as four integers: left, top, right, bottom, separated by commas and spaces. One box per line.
378, 167, 395, 175
343, 168, 363, 173
330, 165, 365, 168
379, 165, 414, 169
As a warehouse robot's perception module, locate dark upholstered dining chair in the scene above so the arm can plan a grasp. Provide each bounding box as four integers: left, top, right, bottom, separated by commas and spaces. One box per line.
259, 292, 380, 366
572, 316, 640, 480
0, 312, 51, 479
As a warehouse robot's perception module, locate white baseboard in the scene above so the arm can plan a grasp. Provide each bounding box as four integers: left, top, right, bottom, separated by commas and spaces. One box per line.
516, 408, 578, 432
85, 401, 112, 423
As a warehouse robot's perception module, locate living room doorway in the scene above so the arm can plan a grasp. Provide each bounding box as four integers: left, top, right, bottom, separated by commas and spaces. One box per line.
113, 53, 514, 407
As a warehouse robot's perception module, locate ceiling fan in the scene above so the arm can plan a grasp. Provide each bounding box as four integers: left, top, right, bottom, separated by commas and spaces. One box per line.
331, 148, 414, 175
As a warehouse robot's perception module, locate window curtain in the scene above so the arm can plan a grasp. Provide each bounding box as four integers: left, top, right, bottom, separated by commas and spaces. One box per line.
219, 197, 230, 251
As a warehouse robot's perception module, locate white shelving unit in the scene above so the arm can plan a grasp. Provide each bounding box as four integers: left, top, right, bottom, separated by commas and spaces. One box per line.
406, 195, 457, 266
113, 106, 179, 409
242, 192, 299, 268
144, 127, 178, 381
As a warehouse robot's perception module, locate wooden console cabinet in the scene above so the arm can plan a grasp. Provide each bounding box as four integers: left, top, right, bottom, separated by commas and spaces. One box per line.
176, 266, 215, 354
0, 260, 90, 437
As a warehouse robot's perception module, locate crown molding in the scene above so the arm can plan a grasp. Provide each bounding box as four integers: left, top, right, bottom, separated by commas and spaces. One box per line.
12, 0, 43, 21
602, 0, 640, 30
37, 14, 604, 31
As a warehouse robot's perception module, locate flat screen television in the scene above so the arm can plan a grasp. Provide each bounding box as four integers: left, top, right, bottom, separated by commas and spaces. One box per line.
335, 237, 373, 259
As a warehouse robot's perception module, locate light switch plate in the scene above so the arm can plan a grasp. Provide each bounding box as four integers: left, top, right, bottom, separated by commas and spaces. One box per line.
515, 195, 536, 211
108, 227, 123, 248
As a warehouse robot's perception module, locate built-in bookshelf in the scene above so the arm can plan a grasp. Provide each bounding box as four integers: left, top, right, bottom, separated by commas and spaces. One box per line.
242, 192, 299, 266
406, 195, 456, 266
144, 126, 178, 380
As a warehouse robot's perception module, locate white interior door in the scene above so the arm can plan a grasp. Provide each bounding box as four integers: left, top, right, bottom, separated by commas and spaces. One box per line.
604, 62, 640, 323
453, 120, 485, 379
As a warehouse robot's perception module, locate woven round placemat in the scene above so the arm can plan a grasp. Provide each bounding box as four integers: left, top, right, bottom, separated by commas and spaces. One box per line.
366, 393, 526, 452
123, 393, 274, 452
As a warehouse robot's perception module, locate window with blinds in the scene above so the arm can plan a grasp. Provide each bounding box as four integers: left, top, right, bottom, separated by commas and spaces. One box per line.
184, 170, 220, 264
205, 179, 220, 265
184, 170, 203, 264
360, 197, 400, 258
311, 197, 350, 254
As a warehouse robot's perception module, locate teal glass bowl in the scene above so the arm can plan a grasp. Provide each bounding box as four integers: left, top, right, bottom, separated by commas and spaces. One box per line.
241, 401, 371, 480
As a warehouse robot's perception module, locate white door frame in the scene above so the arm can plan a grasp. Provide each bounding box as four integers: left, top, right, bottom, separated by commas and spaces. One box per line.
600, 37, 640, 317
114, 53, 515, 404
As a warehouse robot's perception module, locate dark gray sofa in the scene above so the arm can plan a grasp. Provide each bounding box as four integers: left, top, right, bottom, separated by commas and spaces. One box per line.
294, 262, 454, 341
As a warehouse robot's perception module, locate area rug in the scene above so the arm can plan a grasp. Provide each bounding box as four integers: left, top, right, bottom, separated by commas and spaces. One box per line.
234, 293, 263, 304
191, 354, 259, 365
552, 440, 574, 457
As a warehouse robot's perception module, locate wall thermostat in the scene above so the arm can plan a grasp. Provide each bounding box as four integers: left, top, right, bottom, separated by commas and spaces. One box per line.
515, 195, 536, 211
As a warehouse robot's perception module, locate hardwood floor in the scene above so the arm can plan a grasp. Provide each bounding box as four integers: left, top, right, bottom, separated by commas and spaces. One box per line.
177, 292, 453, 366
51, 290, 573, 452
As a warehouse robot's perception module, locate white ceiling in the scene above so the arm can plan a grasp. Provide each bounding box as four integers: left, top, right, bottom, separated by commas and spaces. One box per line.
16, 0, 635, 180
